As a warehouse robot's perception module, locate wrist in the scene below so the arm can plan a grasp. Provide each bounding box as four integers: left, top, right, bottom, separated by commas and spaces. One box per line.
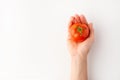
71, 54, 87, 62
71, 55, 87, 68
71, 54, 88, 80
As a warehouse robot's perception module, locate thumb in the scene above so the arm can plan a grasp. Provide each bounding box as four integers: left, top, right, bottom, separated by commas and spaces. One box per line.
88, 23, 94, 39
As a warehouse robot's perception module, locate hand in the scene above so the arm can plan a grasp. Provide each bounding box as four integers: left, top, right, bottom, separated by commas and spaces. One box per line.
67, 14, 94, 59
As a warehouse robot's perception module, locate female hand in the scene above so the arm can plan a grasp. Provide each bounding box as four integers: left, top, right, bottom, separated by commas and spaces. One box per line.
67, 14, 94, 59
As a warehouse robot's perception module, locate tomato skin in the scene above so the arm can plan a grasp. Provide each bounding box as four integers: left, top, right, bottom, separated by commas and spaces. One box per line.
69, 23, 90, 42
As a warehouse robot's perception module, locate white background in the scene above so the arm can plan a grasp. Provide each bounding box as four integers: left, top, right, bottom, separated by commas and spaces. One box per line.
0, 0, 120, 80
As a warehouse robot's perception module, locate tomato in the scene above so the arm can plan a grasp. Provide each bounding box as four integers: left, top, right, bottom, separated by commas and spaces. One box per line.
69, 23, 90, 42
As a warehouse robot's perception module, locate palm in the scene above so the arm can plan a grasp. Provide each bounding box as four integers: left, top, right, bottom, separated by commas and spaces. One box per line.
68, 14, 94, 57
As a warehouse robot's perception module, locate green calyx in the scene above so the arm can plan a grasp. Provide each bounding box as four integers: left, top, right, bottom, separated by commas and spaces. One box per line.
77, 26, 83, 35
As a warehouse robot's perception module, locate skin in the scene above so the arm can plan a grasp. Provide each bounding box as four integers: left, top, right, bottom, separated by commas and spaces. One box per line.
67, 14, 94, 80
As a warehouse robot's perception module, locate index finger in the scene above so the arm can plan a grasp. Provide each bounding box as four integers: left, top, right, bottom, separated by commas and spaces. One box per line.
68, 16, 75, 28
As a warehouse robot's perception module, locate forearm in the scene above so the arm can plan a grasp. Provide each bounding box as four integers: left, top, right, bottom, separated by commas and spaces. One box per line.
71, 55, 88, 80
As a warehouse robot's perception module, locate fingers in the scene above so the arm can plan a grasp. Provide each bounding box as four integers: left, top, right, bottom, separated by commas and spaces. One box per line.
80, 15, 88, 24
68, 16, 75, 28
72, 14, 88, 24
68, 15, 81, 27
75, 14, 81, 23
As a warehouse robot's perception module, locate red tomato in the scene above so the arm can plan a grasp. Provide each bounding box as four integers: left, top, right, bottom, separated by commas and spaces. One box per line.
69, 23, 90, 42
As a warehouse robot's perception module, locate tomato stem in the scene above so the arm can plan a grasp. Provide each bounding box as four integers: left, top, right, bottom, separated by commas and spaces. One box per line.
77, 26, 83, 35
